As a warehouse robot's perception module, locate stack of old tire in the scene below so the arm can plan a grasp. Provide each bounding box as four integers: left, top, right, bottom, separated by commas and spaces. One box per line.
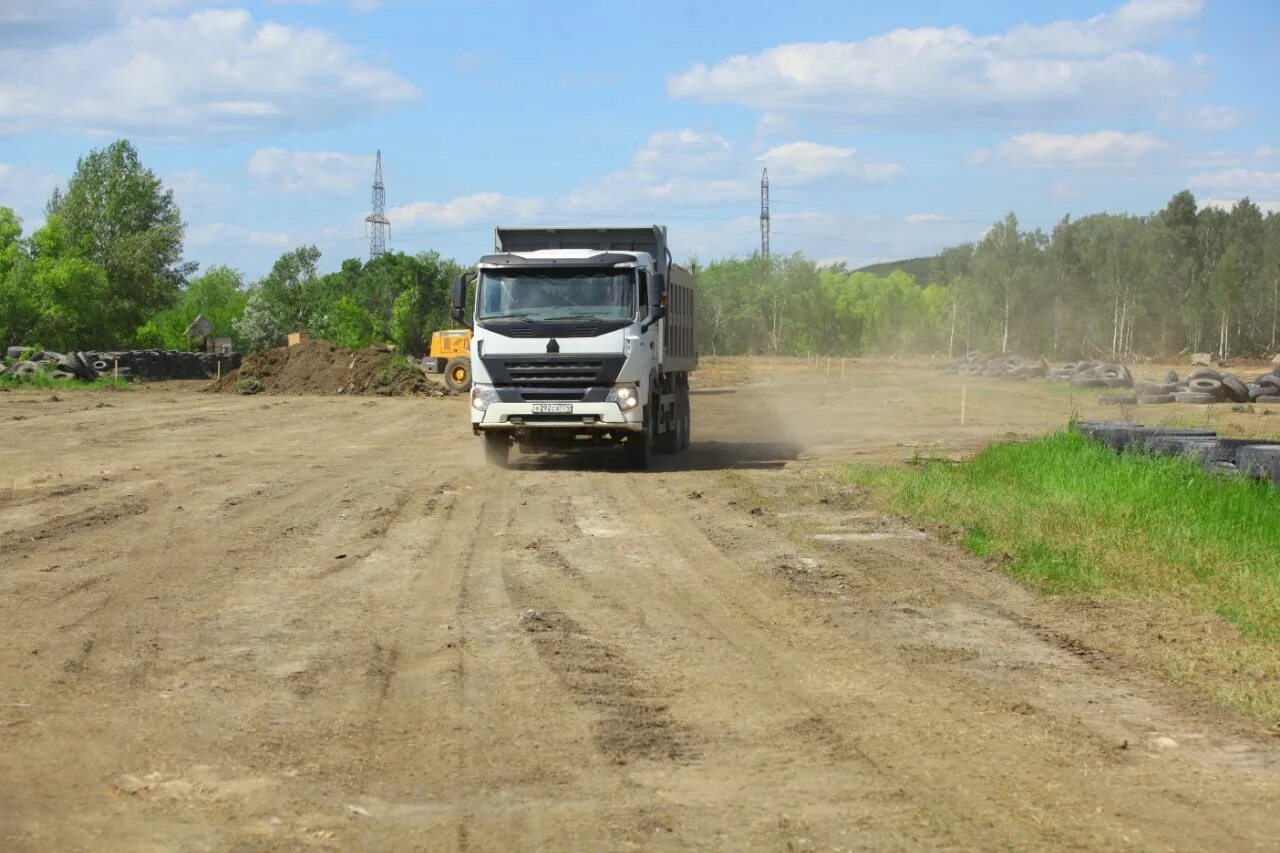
937, 353, 1048, 379
1077, 420, 1280, 484
1130, 366, 1275, 405
1, 346, 241, 382
1047, 362, 1135, 404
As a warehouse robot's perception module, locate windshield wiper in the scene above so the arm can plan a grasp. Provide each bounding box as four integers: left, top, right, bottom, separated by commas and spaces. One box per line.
542, 313, 611, 322
482, 313, 535, 322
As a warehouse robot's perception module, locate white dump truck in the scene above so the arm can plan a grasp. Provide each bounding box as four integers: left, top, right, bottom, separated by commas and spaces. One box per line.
451, 225, 697, 468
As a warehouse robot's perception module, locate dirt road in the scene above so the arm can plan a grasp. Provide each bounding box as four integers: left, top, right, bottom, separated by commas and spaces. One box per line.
3, 361, 1279, 850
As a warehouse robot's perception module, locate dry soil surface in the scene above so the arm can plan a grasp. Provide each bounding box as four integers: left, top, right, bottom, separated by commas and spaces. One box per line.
3, 359, 1279, 850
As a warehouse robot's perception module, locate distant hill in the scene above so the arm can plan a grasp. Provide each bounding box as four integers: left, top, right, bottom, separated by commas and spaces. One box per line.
852, 256, 939, 282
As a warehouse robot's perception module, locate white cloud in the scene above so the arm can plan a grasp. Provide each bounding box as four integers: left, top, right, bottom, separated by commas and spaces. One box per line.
630, 130, 732, 173
1158, 104, 1250, 133
668, 0, 1202, 123
0, 162, 63, 228
1188, 168, 1280, 194
756, 113, 795, 136
965, 149, 990, 167
996, 131, 1166, 167
559, 129, 752, 214
905, 213, 945, 223
1050, 179, 1085, 201
757, 141, 905, 184
1000, 0, 1203, 56
0, 8, 420, 139
267, 0, 391, 11
247, 149, 374, 193
186, 221, 295, 251
1201, 198, 1280, 214
164, 169, 232, 213
388, 193, 543, 229
0, 0, 196, 46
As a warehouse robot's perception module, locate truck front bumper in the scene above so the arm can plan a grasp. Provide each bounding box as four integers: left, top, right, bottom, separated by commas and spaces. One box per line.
473, 402, 642, 432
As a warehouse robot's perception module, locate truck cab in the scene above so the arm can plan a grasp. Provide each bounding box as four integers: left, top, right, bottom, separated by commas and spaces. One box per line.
453, 225, 696, 468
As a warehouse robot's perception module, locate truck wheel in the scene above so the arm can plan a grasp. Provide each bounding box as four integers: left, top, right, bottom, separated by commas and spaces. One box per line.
444, 356, 472, 392
678, 389, 691, 450
656, 396, 678, 455
483, 433, 509, 467
625, 402, 656, 470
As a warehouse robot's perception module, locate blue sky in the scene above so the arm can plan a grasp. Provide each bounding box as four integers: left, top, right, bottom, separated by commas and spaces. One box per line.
1, 0, 1277, 278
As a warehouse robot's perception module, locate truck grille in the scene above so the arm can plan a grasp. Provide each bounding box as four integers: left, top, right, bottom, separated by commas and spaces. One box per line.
480, 354, 625, 403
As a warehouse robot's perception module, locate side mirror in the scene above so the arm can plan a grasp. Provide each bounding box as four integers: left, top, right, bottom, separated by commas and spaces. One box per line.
641, 304, 666, 332
641, 272, 668, 331
450, 273, 471, 327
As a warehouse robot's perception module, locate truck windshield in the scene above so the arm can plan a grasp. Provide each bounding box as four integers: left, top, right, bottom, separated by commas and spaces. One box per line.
478, 269, 634, 321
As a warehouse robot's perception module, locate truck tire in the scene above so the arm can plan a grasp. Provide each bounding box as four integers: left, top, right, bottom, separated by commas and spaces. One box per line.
483, 433, 509, 468
444, 356, 472, 393
625, 400, 656, 470
656, 395, 678, 455
678, 388, 691, 450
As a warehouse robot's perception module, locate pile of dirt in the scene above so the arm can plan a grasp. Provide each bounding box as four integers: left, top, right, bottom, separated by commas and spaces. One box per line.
208, 340, 454, 397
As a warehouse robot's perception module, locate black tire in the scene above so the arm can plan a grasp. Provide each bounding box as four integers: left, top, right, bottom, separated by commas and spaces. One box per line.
1136, 382, 1177, 395
1175, 391, 1218, 404
13, 360, 38, 377
655, 393, 679, 455
1237, 446, 1280, 481
1187, 368, 1222, 382
625, 399, 657, 470
444, 356, 472, 393
1221, 375, 1250, 403
678, 387, 691, 450
1187, 377, 1225, 399
1255, 395, 1280, 404
1148, 436, 1217, 457
1070, 377, 1108, 388
1122, 427, 1217, 452
483, 433, 509, 467
1099, 394, 1137, 405
1163, 370, 1179, 384
49, 370, 76, 381
1138, 394, 1175, 404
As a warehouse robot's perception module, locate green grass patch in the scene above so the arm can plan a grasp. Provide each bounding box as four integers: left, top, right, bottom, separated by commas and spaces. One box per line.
0, 372, 130, 391
847, 431, 1280, 641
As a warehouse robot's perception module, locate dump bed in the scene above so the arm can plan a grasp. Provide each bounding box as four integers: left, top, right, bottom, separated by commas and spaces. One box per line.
495, 225, 668, 261
663, 262, 697, 374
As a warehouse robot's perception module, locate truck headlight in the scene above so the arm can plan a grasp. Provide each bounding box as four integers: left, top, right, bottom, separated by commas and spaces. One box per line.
471, 385, 499, 412
607, 385, 640, 411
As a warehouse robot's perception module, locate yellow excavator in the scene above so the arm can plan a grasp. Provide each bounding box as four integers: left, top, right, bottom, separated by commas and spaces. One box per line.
423, 328, 472, 392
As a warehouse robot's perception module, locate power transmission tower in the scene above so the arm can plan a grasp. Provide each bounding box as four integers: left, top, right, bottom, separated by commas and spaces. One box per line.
365, 149, 389, 258
760, 166, 770, 262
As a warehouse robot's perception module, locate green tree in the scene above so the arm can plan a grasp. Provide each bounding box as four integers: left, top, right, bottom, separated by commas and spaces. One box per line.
46, 139, 194, 343
135, 265, 249, 349
235, 246, 321, 351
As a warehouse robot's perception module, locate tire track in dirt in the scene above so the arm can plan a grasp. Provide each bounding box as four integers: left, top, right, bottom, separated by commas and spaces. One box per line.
650, 470, 1280, 849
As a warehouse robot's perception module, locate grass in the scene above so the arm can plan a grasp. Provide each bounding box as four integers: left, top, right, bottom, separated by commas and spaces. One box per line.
377, 357, 423, 386
0, 372, 130, 391
849, 431, 1280, 640
840, 430, 1280, 725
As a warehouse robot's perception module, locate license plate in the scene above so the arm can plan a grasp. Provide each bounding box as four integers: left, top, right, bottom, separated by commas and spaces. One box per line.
531, 403, 573, 415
